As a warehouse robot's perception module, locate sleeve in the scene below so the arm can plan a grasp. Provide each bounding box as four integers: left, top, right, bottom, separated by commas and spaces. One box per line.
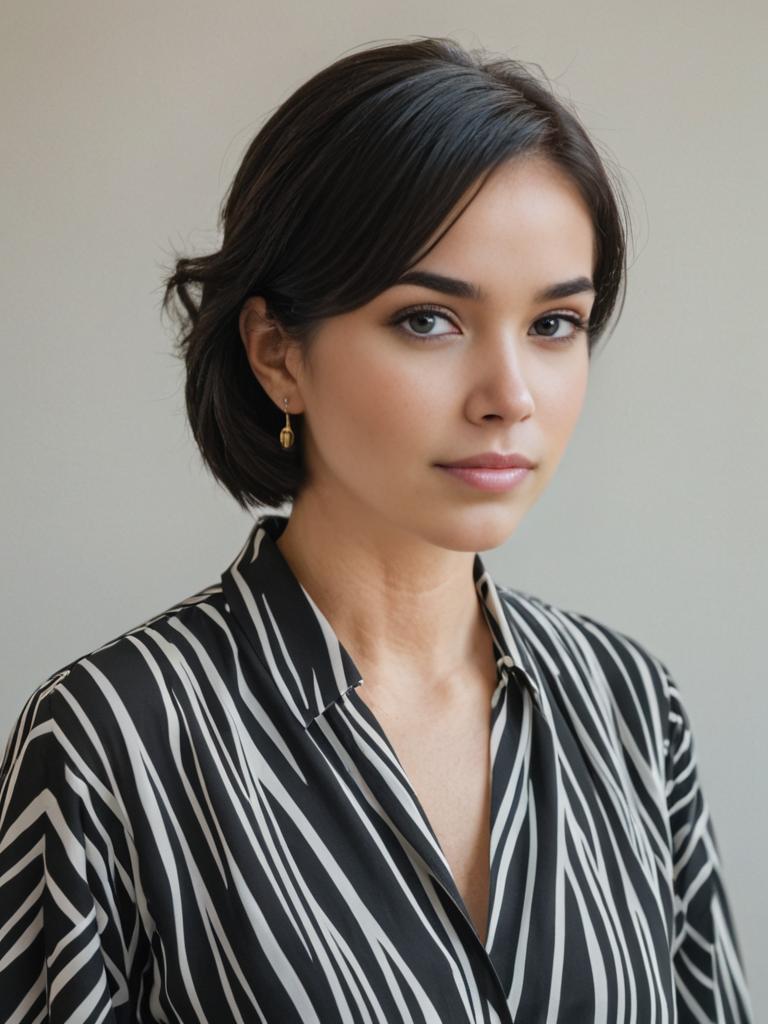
663, 668, 754, 1023
0, 672, 151, 1023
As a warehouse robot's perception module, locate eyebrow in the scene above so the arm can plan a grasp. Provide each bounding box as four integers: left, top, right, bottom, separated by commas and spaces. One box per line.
392, 270, 595, 304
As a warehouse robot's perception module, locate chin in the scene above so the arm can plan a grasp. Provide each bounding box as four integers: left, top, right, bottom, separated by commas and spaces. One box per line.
424, 505, 528, 554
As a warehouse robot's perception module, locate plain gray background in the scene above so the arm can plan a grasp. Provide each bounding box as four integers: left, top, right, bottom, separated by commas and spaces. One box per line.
2, 0, 765, 1013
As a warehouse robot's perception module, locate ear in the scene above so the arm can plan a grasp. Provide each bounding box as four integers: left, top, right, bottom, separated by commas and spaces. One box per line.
238, 296, 305, 413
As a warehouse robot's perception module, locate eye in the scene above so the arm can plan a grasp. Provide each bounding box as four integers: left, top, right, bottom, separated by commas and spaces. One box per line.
389, 303, 458, 340
530, 313, 589, 342
388, 303, 590, 343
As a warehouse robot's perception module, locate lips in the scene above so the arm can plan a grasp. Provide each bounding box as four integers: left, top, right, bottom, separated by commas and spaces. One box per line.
436, 452, 536, 470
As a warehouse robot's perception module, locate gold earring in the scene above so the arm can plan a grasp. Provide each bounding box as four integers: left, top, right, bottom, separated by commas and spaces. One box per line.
279, 397, 295, 449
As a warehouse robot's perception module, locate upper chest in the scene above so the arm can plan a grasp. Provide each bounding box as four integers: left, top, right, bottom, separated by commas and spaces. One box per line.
362, 681, 494, 820
356, 675, 498, 937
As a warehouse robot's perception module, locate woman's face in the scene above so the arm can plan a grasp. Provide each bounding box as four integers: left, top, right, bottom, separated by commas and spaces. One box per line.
285, 155, 596, 553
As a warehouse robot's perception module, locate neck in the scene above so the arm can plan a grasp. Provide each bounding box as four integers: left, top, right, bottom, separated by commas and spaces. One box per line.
273, 494, 498, 704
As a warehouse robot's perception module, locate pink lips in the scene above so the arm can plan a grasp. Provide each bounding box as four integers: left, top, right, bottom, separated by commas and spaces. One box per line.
437, 451, 535, 470
435, 451, 536, 491
436, 465, 532, 492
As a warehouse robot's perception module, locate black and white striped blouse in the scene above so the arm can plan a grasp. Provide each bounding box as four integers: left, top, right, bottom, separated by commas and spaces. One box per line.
0, 511, 753, 1022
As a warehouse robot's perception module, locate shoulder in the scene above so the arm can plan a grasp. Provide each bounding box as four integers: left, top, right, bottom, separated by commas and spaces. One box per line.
496, 581, 673, 680
494, 582, 678, 760
1, 579, 233, 789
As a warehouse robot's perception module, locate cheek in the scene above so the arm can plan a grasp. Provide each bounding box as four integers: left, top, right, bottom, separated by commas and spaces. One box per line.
548, 358, 589, 434
311, 344, 427, 457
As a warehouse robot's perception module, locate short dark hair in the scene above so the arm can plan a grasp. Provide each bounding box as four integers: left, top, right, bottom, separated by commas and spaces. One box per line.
161, 36, 631, 513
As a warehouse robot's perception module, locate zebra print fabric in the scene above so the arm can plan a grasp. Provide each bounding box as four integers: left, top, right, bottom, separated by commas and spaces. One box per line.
0, 512, 753, 1022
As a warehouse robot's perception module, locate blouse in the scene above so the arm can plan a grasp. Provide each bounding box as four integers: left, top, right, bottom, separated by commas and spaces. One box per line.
0, 511, 754, 1023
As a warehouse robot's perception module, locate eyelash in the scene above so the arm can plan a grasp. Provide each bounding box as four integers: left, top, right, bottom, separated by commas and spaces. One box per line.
389, 302, 589, 344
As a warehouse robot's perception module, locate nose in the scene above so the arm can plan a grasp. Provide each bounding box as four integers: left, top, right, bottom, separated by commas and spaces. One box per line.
470, 335, 536, 423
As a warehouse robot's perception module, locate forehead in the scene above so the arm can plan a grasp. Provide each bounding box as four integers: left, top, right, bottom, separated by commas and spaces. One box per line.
419, 156, 595, 282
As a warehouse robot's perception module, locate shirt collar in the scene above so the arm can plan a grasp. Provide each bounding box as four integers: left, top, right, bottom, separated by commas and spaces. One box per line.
220, 512, 543, 728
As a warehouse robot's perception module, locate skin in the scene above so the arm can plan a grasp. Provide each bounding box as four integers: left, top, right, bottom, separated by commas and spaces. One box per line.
239, 154, 596, 710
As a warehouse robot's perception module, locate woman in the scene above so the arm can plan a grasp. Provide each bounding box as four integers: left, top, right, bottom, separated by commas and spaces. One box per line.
0, 36, 753, 1024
